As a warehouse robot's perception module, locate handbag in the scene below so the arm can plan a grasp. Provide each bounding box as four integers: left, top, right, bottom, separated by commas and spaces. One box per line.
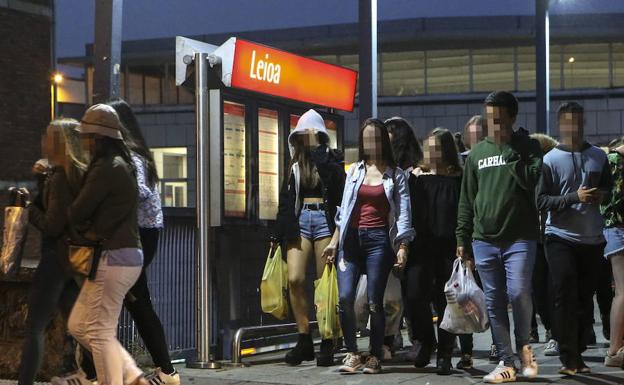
67, 240, 102, 280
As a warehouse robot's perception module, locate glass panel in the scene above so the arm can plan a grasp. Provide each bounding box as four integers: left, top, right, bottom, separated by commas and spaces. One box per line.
472, 48, 514, 92
144, 75, 161, 105
614, 43, 624, 87
381, 51, 425, 96
562, 44, 609, 89
128, 69, 143, 105
223, 102, 247, 218
258, 108, 280, 220
517, 46, 535, 91
550, 45, 562, 90
311, 55, 338, 65
151, 147, 188, 207
426, 49, 469, 94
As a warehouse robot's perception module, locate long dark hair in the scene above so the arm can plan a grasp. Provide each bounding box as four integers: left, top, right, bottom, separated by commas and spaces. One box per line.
426, 127, 462, 175
358, 118, 396, 167
107, 98, 159, 187
385, 117, 423, 170
92, 136, 136, 176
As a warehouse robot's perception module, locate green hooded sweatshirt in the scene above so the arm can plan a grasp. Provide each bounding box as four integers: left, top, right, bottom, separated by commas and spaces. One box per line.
456, 132, 543, 249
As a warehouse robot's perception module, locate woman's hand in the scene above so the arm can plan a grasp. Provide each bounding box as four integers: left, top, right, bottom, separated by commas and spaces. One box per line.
395, 247, 408, 270
323, 243, 338, 264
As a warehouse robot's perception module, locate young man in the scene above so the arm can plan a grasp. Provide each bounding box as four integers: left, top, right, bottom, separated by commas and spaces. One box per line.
457, 91, 542, 383
537, 102, 612, 375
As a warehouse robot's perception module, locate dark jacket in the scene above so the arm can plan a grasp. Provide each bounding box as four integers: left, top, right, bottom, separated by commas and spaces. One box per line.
68, 152, 141, 250
29, 166, 77, 272
272, 146, 345, 242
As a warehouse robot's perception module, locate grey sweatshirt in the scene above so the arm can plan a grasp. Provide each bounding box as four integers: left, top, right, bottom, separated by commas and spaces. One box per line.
537, 142, 612, 245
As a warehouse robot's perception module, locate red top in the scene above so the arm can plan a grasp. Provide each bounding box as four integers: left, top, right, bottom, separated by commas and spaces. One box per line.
350, 184, 390, 228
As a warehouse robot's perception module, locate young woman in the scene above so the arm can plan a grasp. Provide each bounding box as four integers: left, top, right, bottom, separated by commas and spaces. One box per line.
324, 118, 414, 375
271, 109, 345, 366
404, 128, 464, 375
602, 138, 624, 367
17, 119, 96, 385
107, 99, 179, 385
67, 104, 147, 385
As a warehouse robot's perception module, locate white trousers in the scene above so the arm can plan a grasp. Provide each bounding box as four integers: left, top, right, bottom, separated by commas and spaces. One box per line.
68, 257, 142, 385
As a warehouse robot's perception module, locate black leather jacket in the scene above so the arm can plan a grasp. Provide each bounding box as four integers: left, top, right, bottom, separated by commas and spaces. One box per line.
272, 146, 345, 242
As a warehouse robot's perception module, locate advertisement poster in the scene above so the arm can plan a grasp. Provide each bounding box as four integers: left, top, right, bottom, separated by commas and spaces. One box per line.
258, 108, 280, 220
224, 102, 246, 217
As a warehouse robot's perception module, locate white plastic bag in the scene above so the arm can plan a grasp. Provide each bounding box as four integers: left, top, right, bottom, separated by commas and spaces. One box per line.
354, 272, 404, 336
354, 275, 369, 331
440, 258, 489, 334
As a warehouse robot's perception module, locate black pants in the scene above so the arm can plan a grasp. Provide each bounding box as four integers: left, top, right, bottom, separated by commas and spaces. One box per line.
593, 256, 614, 328
544, 235, 604, 368
531, 243, 552, 332
403, 238, 466, 358
124, 228, 174, 374
18, 250, 96, 385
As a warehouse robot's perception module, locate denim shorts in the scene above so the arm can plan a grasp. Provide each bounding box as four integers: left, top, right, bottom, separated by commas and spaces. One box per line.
298, 207, 332, 241
604, 226, 624, 258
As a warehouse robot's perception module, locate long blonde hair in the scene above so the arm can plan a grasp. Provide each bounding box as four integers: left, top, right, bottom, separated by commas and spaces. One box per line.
47, 118, 89, 193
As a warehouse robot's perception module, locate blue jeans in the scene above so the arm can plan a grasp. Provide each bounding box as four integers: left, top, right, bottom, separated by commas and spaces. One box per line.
337, 227, 394, 358
472, 239, 536, 367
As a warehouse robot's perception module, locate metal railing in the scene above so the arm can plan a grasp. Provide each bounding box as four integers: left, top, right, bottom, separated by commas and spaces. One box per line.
231, 321, 318, 366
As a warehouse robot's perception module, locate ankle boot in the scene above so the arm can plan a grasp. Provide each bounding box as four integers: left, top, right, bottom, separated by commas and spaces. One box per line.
316, 339, 334, 366
285, 333, 314, 365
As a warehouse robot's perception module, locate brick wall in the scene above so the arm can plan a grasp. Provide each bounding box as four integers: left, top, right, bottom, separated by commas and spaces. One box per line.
0, 6, 50, 182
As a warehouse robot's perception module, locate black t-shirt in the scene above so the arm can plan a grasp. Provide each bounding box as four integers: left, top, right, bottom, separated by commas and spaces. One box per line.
409, 173, 462, 240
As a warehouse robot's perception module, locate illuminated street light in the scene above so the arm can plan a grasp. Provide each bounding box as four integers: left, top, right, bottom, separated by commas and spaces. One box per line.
53, 72, 64, 84
569, 57, 575, 63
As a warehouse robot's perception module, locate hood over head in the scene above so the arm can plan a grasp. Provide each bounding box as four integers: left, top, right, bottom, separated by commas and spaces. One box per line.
288, 109, 330, 158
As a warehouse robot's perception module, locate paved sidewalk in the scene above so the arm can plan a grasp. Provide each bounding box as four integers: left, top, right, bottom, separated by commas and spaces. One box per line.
179, 322, 624, 385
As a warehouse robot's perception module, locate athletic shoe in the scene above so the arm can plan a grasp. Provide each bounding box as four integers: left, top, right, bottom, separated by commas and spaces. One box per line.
145, 369, 180, 385
559, 366, 577, 376
412, 341, 432, 368
339, 353, 362, 373
456, 353, 473, 370
381, 345, 392, 361
544, 339, 559, 356
520, 345, 538, 378
362, 354, 382, 374
529, 329, 539, 344
578, 359, 591, 374
51, 371, 95, 385
604, 347, 624, 367
489, 344, 499, 363
484, 361, 517, 384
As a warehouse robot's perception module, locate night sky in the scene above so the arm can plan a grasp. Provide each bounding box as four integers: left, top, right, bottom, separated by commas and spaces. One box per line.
57, 0, 624, 59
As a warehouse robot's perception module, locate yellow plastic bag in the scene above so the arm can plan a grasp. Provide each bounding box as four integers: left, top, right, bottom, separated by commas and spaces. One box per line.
314, 264, 342, 340
260, 246, 288, 320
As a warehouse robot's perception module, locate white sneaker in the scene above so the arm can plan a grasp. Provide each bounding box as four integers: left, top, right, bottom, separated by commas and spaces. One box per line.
339, 353, 363, 373
484, 361, 517, 384
51, 371, 96, 385
145, 368, 180, 385
604, 347, 624, 367
544, 339, 559, 356
520, 345, 538, 378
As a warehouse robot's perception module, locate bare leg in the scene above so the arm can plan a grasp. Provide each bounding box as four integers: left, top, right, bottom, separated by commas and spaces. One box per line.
287, 237, 314, 334
609, 254, 624, 355
313, 236, 331, 279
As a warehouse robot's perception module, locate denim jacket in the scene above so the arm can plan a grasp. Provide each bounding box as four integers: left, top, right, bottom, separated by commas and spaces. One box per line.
334, 161, 415, 252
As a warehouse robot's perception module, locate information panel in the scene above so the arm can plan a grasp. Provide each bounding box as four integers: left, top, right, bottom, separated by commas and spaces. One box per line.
258, 108, 280, 220
223, 102, 246, 217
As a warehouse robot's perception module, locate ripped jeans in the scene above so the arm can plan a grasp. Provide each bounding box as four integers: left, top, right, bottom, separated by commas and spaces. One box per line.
337, 226, 394, 358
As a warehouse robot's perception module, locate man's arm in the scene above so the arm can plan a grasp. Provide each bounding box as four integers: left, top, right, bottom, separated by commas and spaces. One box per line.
456, 154, 477, 254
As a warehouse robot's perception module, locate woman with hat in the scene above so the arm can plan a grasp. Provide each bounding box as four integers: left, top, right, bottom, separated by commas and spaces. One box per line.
67, 104, 147, 385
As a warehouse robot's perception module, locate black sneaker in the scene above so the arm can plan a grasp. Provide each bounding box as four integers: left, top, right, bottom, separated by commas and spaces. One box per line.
413, 341, 432, 368
285, 333, 314, 365
529, 328, 539, 344
437, 356, 452, 376
456, 353, 473, 370
489, 344, 499, 364
316, 339, 334, 367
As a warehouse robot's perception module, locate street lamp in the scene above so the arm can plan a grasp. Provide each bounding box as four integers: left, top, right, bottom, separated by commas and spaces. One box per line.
51, 71, 63, 119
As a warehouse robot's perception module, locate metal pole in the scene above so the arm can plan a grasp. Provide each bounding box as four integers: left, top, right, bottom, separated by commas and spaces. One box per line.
187, 53, 221, 369
536, 0, 550, 134
358, 0, 378, 122
93, 0, 123, 104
